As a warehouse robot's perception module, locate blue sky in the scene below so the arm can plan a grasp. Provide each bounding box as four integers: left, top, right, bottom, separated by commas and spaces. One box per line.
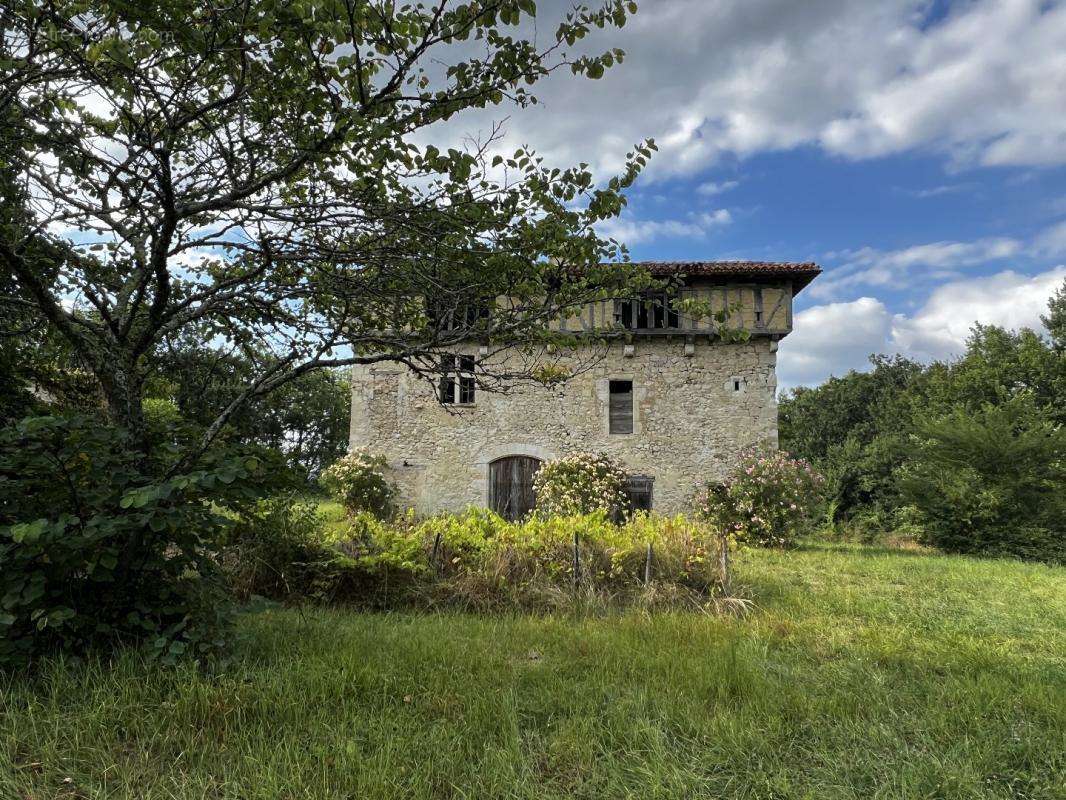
437, 0, 1066, 389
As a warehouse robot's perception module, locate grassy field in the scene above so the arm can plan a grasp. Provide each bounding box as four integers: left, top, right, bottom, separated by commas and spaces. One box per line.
2, 543, 1064, 799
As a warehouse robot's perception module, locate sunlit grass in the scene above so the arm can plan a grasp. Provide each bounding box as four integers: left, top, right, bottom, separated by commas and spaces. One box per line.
2, 543, 1063, 799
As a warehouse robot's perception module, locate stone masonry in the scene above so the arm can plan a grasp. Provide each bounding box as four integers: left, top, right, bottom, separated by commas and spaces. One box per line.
348, 261, 820, 516
350, 337, 780, 515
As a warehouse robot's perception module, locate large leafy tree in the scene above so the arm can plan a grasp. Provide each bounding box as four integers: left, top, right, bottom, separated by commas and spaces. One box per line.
146, 334, 351, 480
781, 285, 1066, 536
1, 0, 650, 462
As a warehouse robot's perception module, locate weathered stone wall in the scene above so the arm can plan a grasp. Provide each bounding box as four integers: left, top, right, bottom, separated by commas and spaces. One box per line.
349, 337, 779, 515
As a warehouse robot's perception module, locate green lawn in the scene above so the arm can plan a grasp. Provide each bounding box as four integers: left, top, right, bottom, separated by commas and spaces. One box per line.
2, 544, 1064, 799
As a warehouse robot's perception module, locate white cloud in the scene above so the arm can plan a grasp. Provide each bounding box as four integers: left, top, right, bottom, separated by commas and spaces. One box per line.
696, 180, 739, 196
902, 183, 972, 198
810, 237, 1023, 299
778, 266, 1066, 389
1033, 220, 1066, 257
434, 0, 1066, 181
596, 209, 731, 245
777, 297, 893, 389
890, 266, 1066, 361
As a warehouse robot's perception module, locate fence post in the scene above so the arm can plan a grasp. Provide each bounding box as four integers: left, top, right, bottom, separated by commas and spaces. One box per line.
572, 531, 580, 586
431, 530, 442, 574
717, 531, 731, 595
644, 542, 653, 584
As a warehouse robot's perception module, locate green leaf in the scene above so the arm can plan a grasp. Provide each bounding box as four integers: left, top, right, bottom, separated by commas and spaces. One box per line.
10, 519, 48, 544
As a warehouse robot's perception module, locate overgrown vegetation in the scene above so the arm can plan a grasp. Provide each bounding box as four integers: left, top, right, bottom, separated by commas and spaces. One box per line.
0, 416, 272, 666
780, 279, 1066, 562
221, 504, 732, 613
3, 545, 1062, 799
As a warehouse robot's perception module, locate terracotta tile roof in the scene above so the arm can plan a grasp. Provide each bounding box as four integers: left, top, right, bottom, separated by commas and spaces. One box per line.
632, 260, 822, 293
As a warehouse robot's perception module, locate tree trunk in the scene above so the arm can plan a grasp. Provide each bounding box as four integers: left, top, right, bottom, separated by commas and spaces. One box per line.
98, 358, 149, 455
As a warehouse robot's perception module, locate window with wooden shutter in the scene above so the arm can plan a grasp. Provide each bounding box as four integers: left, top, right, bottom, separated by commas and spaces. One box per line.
625, 475, 654, 514
609, 380, 634, 434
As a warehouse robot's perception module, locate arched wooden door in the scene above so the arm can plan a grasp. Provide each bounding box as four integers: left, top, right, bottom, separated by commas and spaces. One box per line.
489, 456, 542, 521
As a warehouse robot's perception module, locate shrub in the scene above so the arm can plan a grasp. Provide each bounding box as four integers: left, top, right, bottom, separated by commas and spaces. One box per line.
319, 449, 396, 517
696, 448, 824, 548
897, 400, 1066, 563
0, 415, 264, 666
532, 452, 628, 517
223, 495, 332, 602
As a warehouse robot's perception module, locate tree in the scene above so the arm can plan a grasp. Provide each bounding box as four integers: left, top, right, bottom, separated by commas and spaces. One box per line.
1042, 277, 1066, 351
146, 338, 351, 480
1, 0, 651, 465
898, 397, 1066, 563
780, 285, 1066, 536
779, 355, 925, 517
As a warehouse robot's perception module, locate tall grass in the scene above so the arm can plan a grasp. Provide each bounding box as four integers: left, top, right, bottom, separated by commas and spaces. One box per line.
2, 543, 1064, 799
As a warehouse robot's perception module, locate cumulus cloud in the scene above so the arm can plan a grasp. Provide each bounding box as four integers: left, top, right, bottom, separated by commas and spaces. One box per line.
810, 237, 1023, 299
435, 0, 1066, 181
777, 297, 893, 389
778, 266, 1066, 389
696, 180, 739, 196
890, 267, 1066, 361
596, 209, 732, 245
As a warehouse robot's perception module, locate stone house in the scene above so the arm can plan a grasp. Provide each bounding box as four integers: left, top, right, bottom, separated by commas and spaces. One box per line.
349, 261, 820, 518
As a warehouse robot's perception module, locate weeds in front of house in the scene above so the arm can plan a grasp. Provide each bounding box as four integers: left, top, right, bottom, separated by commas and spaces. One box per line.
221, 504, 738, 614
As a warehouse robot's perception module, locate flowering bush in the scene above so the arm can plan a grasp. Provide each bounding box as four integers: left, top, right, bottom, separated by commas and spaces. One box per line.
696, 448, 824, 548
319, 449, 396, 518
532, 452, 628, 517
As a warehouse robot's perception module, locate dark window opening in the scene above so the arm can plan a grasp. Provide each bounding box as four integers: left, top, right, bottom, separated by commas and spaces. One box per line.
609, 379, 634, 434
733, 378, 742, 392
439, 354, 476, 404
754, 310, 763, 323
622, 475, 654, 518
429, 297, 491, 332
614, 292, 680, 331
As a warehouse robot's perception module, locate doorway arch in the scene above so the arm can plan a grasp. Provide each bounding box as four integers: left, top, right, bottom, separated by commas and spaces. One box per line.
488, 455, 542, 521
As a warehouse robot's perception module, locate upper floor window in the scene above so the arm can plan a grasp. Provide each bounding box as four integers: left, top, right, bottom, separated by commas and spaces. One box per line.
429, 297, 491, 332
614, 291, 681, 331
609, 379, 633, 434
439, 354, 476, 404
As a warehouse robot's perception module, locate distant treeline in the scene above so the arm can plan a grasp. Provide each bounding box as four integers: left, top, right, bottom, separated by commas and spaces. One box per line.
780, 280, 1066, 562
1, 326, 350, 486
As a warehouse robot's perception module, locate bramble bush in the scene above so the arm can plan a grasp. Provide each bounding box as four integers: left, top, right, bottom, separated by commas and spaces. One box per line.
319, 449, 396, 518
533, 452, 628, 517
0, 414, 268, 666
696, 448, 824, 548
